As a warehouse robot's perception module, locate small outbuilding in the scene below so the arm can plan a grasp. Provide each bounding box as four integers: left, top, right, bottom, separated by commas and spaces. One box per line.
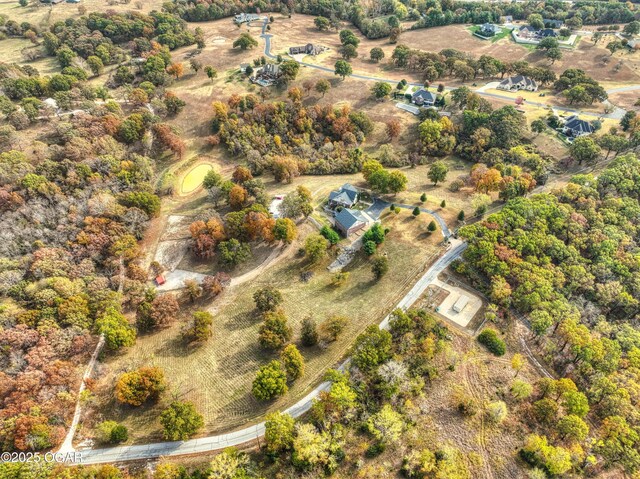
452, 295, 469, 313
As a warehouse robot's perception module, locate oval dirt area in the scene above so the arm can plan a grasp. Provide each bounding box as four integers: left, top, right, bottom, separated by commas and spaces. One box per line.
181, 164, 213, 194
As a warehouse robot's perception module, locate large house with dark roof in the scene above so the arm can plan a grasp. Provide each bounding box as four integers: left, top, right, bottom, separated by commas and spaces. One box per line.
497, 75, 538, 92
561, 115, 594, 138
411, 89, 436, 106
334, 208, 374, 237
328, 184, 359, 209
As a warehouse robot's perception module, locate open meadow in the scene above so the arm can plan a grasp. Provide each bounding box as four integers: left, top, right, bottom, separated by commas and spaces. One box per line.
88, 214, 444, 442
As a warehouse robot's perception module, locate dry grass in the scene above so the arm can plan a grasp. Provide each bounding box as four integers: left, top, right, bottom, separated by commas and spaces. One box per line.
88, 217, 443, 443
0, 0, 159, 29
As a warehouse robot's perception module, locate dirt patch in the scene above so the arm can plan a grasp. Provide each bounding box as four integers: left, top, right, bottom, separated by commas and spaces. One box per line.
608, 89, 640, 111
161, 215, 196, 241
153, 239, 190, 272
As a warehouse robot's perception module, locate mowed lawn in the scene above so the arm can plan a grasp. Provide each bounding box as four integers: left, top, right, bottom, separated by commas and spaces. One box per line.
93, 217, 443, 443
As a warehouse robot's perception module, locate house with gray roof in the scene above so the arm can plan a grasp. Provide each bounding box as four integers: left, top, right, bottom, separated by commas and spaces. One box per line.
411, 89, 436, 106
518, 25, 538, 39
497, 75, 538, 92
479, 23, 501, 37
562, 115, 594, 138
334, 208, 374, 237
289, 44, 327, 56
328, 184, 359, 209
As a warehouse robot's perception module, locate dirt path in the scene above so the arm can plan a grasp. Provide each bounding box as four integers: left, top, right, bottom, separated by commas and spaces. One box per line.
58, 335, 105, 453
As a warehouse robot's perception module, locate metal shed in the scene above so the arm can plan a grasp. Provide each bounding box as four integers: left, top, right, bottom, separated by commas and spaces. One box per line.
452, 295, 469, 313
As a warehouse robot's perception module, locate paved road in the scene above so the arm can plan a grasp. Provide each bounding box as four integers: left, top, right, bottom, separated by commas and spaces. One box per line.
393, 203, 451, 237
260, 23, 633, 121
70, 240, 467, 465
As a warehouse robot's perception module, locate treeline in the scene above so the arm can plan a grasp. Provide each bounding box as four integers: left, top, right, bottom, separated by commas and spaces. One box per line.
412, 0, 636, 31
166, 0, 352, 23
411, 5, 499, 30
390, 46, 558, 85
458, 155, 640, 475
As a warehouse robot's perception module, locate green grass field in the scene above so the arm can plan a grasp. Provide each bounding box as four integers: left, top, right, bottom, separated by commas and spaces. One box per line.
468, 25, 512, 43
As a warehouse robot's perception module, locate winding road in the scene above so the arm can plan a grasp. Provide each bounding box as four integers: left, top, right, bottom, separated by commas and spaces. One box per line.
260, 19, 636, 121
56, 22, 640, 465
65, 240, 467, 465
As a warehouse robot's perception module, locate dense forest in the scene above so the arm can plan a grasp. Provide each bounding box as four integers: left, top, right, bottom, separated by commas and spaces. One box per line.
458, 155, 640, 475
0, 8, 201, 453
168, 0, 636, 39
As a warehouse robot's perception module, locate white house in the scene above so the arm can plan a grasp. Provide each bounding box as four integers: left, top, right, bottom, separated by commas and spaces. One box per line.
234, 13, 261, 24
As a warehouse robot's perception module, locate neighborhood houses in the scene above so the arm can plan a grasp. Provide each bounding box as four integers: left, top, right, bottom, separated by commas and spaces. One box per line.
497, 75, 538, 92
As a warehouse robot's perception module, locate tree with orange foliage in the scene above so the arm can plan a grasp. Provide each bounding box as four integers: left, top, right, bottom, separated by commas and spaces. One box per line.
386, 119, 401, 141
228, 94, 242, 112
149, 293, 180, 329
115, 367, 166, 406
232, 166, 253, 184
332, 116, 352, 138
229, 185, 248, 209
244, 211, 276, 242
128, 88, 149, 106
189, 218, 226, 258
166, 63, 184, 79
287, 87, 303, 103
153, 123, 186, 159
271, 156, 301, 183
471, 163, 502, 194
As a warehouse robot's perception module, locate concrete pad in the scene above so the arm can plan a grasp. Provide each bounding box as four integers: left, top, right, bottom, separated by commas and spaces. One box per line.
431, 278, 482, 328
157, 269, 207, 292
